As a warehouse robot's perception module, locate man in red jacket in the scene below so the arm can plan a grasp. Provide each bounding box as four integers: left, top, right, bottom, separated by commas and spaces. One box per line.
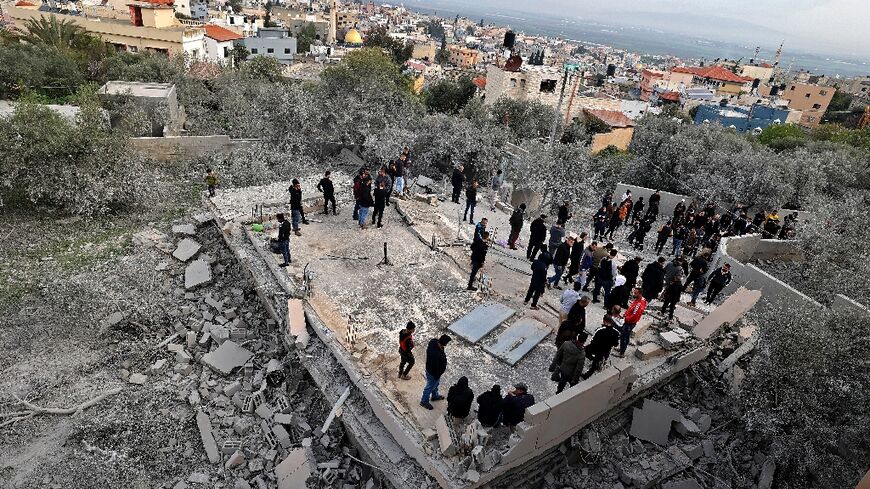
617, 287, 648, 356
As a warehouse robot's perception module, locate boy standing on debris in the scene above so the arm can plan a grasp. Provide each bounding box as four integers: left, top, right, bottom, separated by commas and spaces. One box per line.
205, 168, 219, 197
317, 171, 337, 215
398, 321, 416, 380
468, 231, 490, 291
276, 213, 291, 267
420, 334, 451, 410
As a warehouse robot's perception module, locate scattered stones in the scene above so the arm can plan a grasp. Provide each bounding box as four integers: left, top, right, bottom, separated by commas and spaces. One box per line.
127, 373, 148, 385
185, 259, 212, 289
173, 238, 202, 262
629, 399, 682, 445
201, 340, 254, 375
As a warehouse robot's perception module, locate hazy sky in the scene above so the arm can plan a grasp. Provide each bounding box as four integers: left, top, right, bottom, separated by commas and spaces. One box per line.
420, 0, 870, 60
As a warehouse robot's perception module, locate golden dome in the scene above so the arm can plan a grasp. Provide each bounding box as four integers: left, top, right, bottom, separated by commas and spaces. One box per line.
344, 28, 363, 45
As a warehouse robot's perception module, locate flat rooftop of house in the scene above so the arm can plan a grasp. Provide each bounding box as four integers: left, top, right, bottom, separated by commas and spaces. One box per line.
210, 174, 746, 487
99, 81, 175, 98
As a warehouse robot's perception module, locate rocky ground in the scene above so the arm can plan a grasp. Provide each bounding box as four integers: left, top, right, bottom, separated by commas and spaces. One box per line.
0, 178, 382, 488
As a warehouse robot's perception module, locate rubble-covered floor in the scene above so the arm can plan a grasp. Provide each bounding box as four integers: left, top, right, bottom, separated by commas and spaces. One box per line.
0, 210, 382, 489
212, 179, 721, 470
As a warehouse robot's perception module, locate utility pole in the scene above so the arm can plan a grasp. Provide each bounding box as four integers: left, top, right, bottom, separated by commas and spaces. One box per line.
548, 65, 570, 147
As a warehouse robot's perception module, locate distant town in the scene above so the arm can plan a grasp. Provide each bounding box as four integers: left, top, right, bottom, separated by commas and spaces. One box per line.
2, 0, 868, 140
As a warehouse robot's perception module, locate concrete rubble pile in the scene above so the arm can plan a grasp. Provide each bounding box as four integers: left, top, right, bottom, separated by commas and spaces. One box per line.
126, 218, 381, 489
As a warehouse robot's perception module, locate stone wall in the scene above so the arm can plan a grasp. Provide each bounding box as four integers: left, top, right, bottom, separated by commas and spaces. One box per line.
130, 136, 259, 161
613, 183, 693, 214
590, 127, 634, 154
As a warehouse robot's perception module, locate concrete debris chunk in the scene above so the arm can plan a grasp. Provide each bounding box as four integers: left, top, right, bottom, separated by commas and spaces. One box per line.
185, 259, 212, 289
435, 414, 457, 457
173, 238, 202, 262
693, 287, 761, 339
195, 409, 220, 463
172, 224, 197, 236
629, 399, 682, 445
225, 450, 246, 470
201, 340, 254, 375
662, 478, 703, 489
187, 472, 209, 484
758, 458, 776, 489
275, 448, 312, 489
659, 330, 685, 349
128, 373, 148, 385
674, 417, 701, 436
635, 342, 666, 360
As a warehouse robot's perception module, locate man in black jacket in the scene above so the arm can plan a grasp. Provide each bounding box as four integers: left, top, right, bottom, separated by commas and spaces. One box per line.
276, 213, 291, 267
372, 181, 389, 228
558, 200, 572, 225
684, 251, 710, 291
317, 171, 336, 215
641, 257, 666, 301
581, 316, 621, 379
525, 252, 550, 310
622, 256, 642, 293
451, 166, 465, 203
593, 249, 618, 304
398, 321, 416, 379
547, 234, 575, 289
468, 231, 489, 291
527, 214, 548, 260
420, 335, 451, 410
476, 385, 503, 427
446, 376, 474, 419
508, 204, 526, 250
704, 263, 732, 304
288, 179, 307, 236
501, 383, 535, 428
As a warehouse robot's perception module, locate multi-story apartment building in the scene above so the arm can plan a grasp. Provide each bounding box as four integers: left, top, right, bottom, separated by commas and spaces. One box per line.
779, 82, 836, 127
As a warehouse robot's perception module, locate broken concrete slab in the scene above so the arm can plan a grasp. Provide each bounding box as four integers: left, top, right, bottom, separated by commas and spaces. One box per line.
635, 342, 665, 360
172, 224, 197, 236
674, 417, 700, 436
173, 238, 202, 262
127, 373, 148, 385
201, 340, 254, 375
629, 399, 682, 445
275, 449, 312, 489
435, 414, 457, 457
659, 330, 685, 349
185, 259, 212, 289
447, 302, 515, 343
718, 331, 760, 373
287, 299, 309, 349
483, 317, 550, 365
662, 478, 703, 489
195, 409, 220, 463
693, 287, 761, 339
758, 458, 776, 489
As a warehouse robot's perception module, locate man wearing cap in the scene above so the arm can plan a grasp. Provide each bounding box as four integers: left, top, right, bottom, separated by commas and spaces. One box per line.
420, 334, 451, 410
288, 179, 307, 236
582, 315, 621, 379
547, 233, 575, 290
468, 231, 490, 291
527, 214, 548, 260
501, 383, 535, 428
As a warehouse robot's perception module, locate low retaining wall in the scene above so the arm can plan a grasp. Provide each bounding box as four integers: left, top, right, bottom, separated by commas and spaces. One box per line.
130, 135, 259, 161
613, 182, 693, 214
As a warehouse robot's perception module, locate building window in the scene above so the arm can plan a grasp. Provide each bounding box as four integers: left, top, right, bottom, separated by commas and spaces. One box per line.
510, 78, 517, 88
812, 103, 821, 109
790, 85, 795, 90
250, 48, 258, 54
129, 46, 138, 53
805, 93, 811, 98
539, 79, 557, 93
223, 46, 230, 58
229, 17, 235, 25
267, 48, 274, 54
284, 48, 291, 54
820, 90, 828, 96
520, 79, 526, 89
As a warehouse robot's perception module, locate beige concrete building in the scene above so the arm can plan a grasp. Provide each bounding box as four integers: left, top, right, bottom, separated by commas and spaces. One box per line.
780, 82, 836, 127
272, 8, 330, 42
411, 41, 437, 62
4, 2, 205, 56
739, 63, 775, 83
447, 45, 479, 69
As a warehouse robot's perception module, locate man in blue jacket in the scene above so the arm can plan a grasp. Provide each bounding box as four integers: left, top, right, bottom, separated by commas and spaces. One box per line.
420, 334, 452, 410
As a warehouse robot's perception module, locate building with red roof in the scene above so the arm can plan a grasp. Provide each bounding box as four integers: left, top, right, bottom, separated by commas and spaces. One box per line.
203, 24, 244, 66
672, 65, 752, 95
583, 109, 636, 153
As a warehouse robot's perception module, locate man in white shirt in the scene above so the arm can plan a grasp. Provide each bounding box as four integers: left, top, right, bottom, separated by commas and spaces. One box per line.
559, 281, 582, 323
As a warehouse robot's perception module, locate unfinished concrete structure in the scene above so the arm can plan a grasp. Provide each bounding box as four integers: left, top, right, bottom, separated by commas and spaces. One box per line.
204, 174, 765, 488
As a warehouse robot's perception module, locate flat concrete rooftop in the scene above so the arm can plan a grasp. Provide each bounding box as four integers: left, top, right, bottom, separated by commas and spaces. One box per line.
210, 176, 729, 488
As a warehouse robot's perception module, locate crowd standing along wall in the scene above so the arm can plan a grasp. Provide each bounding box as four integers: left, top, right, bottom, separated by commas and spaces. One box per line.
613, 183, 693, 215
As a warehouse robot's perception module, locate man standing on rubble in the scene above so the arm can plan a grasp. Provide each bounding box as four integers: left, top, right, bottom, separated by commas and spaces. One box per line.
704, 263, 732, 304
616, 287, 648, 356
288, 179, 307, 236
582, 315, 620, 379
317, 171, 337, 215
468, 231, 490, 291
372, 180, 389, 228
501, 383, 535, 428
508, 204, 526, 250
398, 321, 416, 380
420, 334, 451, 410
276, 213, 291, 267
451, 165, 465, 204
527, 214, 548, 261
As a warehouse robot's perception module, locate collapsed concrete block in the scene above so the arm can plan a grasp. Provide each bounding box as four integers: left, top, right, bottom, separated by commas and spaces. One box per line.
702, 439, 715, 458
225, 450, 246, 470
176, 349, 192, 364
275, 449, 311, 489
195, 409, 220, 463
273, 425, 292, 449
629, 399, 682, 445
255, 403, 274, 420
697, 414, 711, 432
273, 413, 293, 425
222, 439, 243, 455
635, 342, 665, 360
693, 287, 761, 339
201, 340, 254, 375
172, 224, 196, 236
287, 299, 309, 349
659, 331, 685, 349
173, 238, 202, 262
128, 373, 147, 385
150, 359, 167, 373
435, 414, 457, 457
674, 417, 700, 436
758, 459, 776, 489
185, 259, 212, 289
